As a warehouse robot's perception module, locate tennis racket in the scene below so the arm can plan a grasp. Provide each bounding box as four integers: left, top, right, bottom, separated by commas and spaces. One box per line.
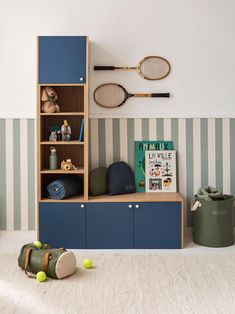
94, 56, 171, 80
93, 83, 170, 108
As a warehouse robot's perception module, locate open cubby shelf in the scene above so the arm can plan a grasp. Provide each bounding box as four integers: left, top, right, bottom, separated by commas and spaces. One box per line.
40, 173, 84, 201
40, 145, 84, 170
40, 115, 84, 142
40, 85, 84, 113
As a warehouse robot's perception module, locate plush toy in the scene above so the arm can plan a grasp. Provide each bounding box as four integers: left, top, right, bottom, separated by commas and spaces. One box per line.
41, 87, 60, 113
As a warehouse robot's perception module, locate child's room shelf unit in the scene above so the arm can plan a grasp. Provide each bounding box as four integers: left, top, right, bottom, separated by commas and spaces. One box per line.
37, 36, 89, 203
38, 35, 184, 249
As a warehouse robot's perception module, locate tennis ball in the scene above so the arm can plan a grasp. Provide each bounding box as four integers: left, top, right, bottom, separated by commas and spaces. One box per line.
36, 271, 46, 282
34, 241, 42, 249
83, 259, 92, 269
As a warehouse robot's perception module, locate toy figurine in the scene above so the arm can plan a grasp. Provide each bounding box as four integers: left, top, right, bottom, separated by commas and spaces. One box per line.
61, 120, 71, 141
49, 131, 57, 142
49, 126, 61, 141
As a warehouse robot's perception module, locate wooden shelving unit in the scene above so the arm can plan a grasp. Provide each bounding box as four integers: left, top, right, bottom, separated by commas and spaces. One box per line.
37, 36, 89, 203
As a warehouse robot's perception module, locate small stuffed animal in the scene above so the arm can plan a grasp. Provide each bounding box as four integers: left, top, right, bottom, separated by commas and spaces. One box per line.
41, 87, 60, 113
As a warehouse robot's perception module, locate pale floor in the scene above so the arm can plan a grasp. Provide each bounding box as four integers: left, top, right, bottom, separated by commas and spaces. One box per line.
1, 232, 235, 314
1, 230, 235, 254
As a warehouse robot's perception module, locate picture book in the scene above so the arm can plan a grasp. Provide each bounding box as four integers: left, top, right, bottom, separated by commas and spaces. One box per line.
134, 141, 173, 192
145, 150, 177, 192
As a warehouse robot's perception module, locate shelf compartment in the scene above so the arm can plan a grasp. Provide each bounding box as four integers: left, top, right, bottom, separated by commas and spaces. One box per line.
40, 115, 84, 142
40, 141, 84, 145
40, 85, 84, 113
41, 145, 84, 170
41, 173, 84, 200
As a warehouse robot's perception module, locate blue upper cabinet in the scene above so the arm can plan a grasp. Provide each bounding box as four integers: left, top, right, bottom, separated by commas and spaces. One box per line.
39, 36, 87, 84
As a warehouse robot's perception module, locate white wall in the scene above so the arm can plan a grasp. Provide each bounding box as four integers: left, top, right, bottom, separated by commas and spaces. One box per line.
1, 0, 235, 118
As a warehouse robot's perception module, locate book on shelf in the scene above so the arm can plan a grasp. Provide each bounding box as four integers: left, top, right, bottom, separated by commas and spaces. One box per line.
78, 118, 84, 142
134, 141, 173, 192
145, 150, 177, 192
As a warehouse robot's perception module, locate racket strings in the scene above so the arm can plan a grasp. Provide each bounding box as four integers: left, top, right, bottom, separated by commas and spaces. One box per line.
140, 57, 170, 80
94, 84, 126, 108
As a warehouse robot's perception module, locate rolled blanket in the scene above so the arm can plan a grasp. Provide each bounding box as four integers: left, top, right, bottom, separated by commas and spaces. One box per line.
47, 176, 82, 200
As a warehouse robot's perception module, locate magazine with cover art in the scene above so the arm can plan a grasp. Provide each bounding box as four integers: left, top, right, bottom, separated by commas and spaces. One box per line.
145, 150, 177, 192
134, 141, 173, 192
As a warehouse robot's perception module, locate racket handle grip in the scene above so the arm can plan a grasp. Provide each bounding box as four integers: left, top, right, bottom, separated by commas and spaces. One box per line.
94, 66, 115, 70
151, 93, 170, 98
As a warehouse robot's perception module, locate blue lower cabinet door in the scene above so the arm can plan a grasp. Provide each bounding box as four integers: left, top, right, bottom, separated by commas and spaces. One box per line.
134, 202, 181, 249
87, 203, 133, 249
39, 36, 87, 84
39, 202, 86, 249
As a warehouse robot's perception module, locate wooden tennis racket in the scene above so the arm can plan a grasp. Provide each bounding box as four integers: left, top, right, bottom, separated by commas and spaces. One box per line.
94, 56, 171, 80
94, 83, 170, 108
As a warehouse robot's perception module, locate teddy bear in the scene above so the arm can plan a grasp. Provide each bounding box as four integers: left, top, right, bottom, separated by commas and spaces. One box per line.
41, 87, 60, 113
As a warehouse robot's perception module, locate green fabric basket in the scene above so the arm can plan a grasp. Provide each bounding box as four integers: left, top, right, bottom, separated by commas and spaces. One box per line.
192, 195, 234, 247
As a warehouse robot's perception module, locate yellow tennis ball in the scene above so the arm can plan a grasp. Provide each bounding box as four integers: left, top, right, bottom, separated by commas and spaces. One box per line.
36, 271, 46, 282
34, 241, 42, 249
83, 259, 92, 269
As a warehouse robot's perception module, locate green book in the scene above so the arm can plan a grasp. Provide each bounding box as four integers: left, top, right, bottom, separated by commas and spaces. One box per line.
134, 141, 173, 192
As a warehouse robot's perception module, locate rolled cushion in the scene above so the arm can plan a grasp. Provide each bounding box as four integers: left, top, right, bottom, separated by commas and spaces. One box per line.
89, 167, 108, 196
108, 161, 136, 196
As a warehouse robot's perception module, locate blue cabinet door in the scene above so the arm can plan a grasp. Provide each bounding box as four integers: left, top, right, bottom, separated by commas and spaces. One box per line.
87, 203, 133, 249
39, 202, 86, 249
39, 36, 87, 84
134, 202, 182, 249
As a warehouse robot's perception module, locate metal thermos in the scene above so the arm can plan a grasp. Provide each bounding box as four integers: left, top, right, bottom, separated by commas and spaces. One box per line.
49, 147, 58, 170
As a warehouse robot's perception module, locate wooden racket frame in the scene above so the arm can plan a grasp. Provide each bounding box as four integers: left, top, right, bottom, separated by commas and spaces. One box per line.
94, 56, 171, 80
136, 56, 171, 80
93, 83, 170, 108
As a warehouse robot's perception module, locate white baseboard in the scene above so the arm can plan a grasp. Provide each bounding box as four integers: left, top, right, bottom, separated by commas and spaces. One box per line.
0, 231, 37, 253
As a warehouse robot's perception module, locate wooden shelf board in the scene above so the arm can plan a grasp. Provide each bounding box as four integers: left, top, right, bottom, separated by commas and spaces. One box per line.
40, 168, 84, 174
40, 112, 84, 116
40, 141, 84, 145
88, 192, 184, 203
39, 84, 86, 87
39, 195, 85, 202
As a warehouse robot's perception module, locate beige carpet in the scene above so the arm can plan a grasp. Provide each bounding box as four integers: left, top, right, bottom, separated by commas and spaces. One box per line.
1, 252, 235, 314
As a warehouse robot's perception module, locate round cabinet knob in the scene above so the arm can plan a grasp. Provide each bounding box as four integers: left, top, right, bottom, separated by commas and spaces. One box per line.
81, 204, 85, 208
128, 204, 132, 208
79, 77, 84, 82
135, 204, 140, 209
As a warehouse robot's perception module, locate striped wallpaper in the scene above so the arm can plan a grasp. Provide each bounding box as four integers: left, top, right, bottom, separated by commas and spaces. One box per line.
0, 119, 36, 231
90, 118, 235, 226
0, 118, 235, 231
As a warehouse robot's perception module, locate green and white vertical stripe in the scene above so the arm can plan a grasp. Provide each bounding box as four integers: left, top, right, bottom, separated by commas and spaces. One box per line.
0, 119, 36, 231
90, 118, 235, 227
0, 118, 235, 230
